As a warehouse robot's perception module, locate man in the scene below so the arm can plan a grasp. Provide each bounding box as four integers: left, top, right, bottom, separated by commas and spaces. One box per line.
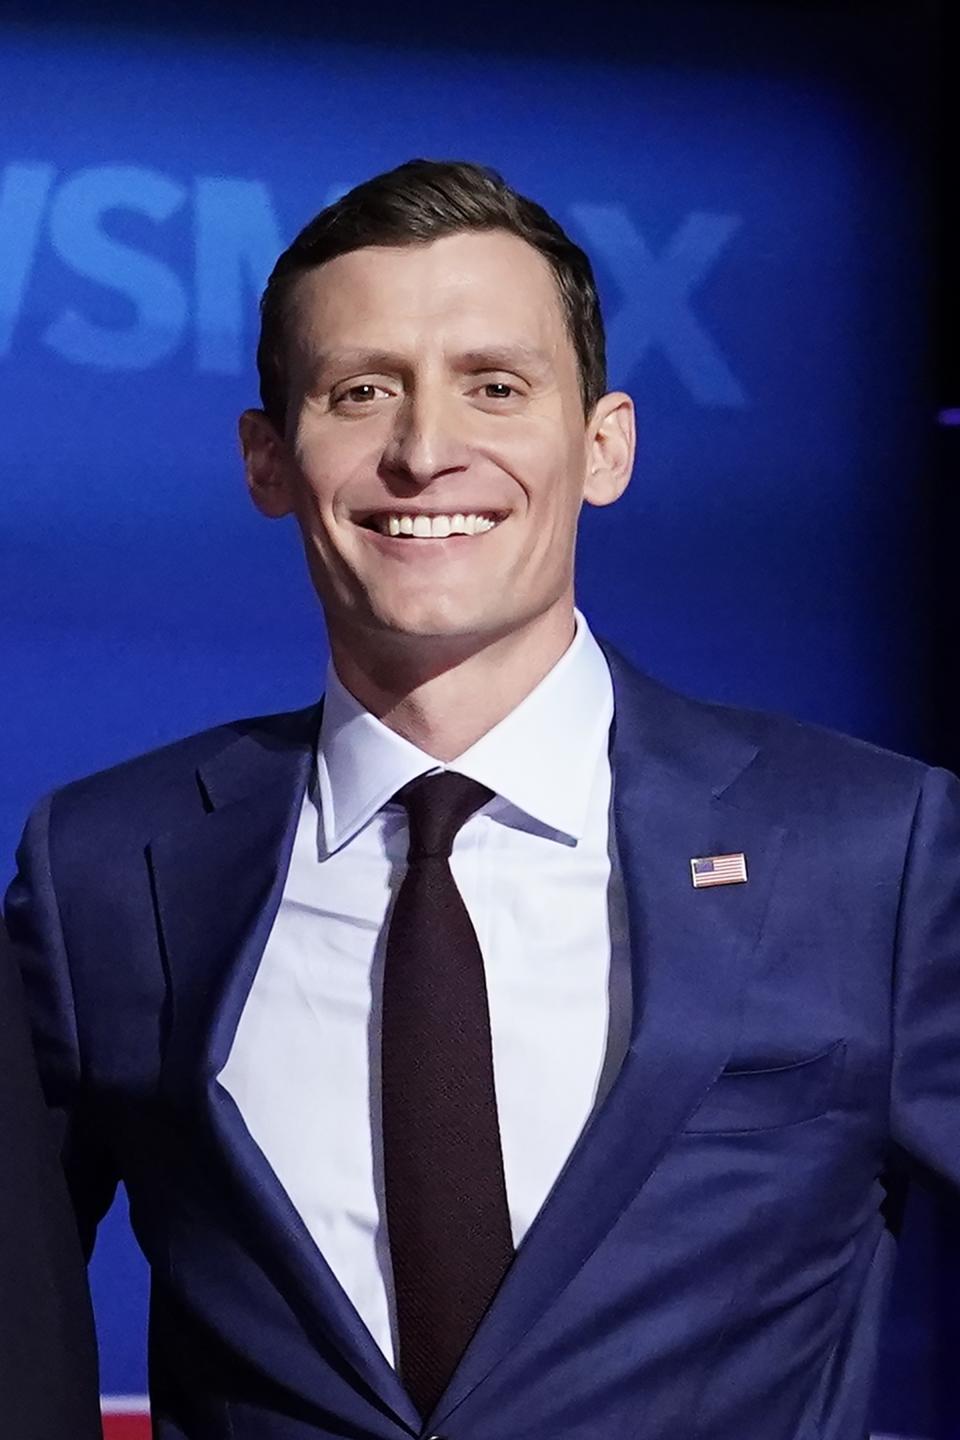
5, 158, 960, 1440
0, 919, 101, 1439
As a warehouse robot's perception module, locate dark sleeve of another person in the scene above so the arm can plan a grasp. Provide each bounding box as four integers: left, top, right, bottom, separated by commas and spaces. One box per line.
0, 916, 102, 1440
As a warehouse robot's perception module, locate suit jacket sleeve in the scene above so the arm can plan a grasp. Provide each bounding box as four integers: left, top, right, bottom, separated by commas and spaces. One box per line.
889, 763, 960, 1194
0, 911, 103, 1440
4, 791, 121, 1256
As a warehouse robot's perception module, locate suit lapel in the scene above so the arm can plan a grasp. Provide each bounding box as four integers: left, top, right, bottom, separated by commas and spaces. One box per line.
432, 650, 786, 1424
150, 721, 314, 1100
147, 708, 420, 1432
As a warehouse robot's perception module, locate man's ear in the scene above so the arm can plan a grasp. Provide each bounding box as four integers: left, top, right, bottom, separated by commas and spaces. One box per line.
583, 391, 636, 508
238, 409, 296, 519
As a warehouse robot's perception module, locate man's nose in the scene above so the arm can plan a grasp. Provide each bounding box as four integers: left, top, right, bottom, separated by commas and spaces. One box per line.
380, 390, 469, 486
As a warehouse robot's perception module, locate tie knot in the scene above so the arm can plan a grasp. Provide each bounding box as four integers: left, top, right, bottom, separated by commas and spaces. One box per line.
395, 772, 494, 860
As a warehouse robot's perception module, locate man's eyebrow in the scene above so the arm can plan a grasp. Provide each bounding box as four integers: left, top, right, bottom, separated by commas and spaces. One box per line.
307, 349, 409, 382
454, 345, 551, 373
305, 344, 553, 384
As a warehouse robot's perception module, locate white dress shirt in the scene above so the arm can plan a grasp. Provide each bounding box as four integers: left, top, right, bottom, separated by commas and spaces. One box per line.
219, 612, 631, 1366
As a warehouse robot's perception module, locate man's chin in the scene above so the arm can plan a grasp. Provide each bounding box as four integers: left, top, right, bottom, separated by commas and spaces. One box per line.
356, 595, 492, 640
376, 615, 493, 647
342, 604, 518, 662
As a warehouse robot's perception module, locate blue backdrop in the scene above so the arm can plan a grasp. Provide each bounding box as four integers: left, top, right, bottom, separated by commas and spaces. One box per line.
0, 4, 940, 1431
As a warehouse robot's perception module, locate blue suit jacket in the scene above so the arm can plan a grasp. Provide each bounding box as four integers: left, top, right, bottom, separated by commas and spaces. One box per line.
5, 645, 960, 1440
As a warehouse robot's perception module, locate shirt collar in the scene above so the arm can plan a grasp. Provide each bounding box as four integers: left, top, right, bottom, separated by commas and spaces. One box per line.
316, 610, 613, 855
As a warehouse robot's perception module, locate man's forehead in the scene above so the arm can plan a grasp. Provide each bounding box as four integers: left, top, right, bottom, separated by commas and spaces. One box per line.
289, 230, 565, 332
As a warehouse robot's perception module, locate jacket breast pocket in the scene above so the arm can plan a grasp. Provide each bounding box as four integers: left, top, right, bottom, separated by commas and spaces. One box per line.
683, 1041, 845, 1133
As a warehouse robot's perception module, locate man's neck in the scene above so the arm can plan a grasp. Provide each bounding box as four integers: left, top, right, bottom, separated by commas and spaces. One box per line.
329, 608, 577, 762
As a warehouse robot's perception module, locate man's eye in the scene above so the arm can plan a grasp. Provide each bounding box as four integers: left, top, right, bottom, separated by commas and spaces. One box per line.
337, 383, 383, 404
482, 382, 515, 399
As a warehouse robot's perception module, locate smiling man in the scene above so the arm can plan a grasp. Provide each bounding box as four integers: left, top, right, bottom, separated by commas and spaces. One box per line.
240, 213, 632, 758
5, 160, 960, 1440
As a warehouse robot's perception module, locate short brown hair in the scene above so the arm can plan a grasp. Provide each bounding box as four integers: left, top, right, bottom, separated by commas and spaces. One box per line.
256, 159, 607, 431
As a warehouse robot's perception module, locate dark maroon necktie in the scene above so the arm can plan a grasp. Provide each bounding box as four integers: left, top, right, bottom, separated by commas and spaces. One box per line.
381, 771, 515, 1418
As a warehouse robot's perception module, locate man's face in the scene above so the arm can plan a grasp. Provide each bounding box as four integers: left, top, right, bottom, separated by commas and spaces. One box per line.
242, 229, 632, 657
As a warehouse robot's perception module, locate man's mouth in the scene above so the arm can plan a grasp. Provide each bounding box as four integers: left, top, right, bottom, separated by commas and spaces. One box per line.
360, 512, 504, 539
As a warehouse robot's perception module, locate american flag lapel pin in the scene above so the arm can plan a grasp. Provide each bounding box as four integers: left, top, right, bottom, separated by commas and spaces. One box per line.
690, 853, 748, 888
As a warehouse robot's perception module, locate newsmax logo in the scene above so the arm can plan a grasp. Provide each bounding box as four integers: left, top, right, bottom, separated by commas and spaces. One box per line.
0, 161, 746, 407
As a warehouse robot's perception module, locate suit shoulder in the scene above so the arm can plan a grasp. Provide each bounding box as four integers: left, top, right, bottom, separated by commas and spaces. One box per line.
603, 641, 932, 817
701, 691, 925, 786
43, 703, 319, 840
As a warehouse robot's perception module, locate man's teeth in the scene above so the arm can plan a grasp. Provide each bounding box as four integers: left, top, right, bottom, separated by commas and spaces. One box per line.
376, 513, 498, 538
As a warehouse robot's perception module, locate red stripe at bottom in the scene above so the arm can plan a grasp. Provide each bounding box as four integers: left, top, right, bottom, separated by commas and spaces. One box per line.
102, 1414, 151, 1439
